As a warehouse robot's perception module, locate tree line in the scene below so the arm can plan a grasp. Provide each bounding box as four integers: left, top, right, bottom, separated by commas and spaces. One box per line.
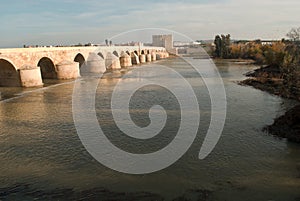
213, 27, 300, 65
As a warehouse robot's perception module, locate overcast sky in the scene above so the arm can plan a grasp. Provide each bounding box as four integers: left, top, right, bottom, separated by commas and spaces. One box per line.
1, 0, 299, 47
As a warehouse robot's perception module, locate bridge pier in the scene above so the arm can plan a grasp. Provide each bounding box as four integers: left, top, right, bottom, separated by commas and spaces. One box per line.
131, 53, 140, 65
139, 54, 146, 63
19, 68, 43, 87
105, 52, 121, 70
164, 52, 170, 58
146, 54, 152, 62
156, 53, 161, 60
80, 53, 106, 75
151, 52, 157, 61
56, 61, 80, 79
157, 52, 169, 59
120, 52, 132, 68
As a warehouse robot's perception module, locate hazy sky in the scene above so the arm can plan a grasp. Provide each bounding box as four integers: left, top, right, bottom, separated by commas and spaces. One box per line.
1, 0, 299, 47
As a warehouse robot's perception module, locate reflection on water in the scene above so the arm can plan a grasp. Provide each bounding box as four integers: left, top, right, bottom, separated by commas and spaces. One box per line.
0, 58, 299, 201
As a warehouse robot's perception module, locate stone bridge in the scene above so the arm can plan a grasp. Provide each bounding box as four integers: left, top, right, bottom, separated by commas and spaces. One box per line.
0, 46, 169, 87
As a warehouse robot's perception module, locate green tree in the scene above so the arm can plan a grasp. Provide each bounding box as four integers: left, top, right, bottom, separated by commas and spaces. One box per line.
221, 34, 231, 58
221, 35, 226, 58
214, 34, 231, 58
214, 35, 222, 57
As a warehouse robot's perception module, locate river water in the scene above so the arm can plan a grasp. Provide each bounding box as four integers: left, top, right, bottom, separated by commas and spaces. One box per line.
0, 57, 299, 201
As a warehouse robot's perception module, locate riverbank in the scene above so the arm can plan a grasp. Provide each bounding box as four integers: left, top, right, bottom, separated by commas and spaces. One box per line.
264, 105, 300, 143
240, 65, 299, 100
240, 64, 300, 142
213, 58, 256, 65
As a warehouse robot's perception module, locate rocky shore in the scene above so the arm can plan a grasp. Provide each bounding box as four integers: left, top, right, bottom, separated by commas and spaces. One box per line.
264, 105, 300, 143
240, 65, 300, 142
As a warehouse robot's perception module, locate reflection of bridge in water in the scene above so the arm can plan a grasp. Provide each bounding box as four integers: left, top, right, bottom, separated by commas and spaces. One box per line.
0, 46, 169, 87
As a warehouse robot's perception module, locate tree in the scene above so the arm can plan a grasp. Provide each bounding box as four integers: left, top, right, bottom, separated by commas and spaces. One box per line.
105, 39, 108, 46
282, 44, 300, 97
225, 34, 231, 58
263, 42, 286, 67
109, 40, 112, 46
214, 35, 222, 57
287, 27, 300, 41
221, 34, 231, 58
284, 44, 300, 67
214, 34, 231, 58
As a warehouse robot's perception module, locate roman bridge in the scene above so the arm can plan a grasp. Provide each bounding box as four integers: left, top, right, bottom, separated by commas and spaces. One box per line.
0, 46, 169, 87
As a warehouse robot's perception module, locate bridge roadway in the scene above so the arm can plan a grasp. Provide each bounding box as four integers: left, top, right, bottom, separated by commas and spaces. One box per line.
0, 46, 168, 87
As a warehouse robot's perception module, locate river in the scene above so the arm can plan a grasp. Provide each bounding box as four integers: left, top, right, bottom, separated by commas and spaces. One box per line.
0, 57, 299, 201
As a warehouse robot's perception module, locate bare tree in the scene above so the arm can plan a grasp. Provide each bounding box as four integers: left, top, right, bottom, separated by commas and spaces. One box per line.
287, 27, 300, 41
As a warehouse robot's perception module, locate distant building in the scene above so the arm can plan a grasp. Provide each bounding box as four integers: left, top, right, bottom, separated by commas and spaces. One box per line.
116, 41, 143, 46
152, 34, 178, 55
152, 35, 173, 49
174, 41, 202, 55
174, 41, 201, 47
233, 40, 280, 46
261, 40, 278, 45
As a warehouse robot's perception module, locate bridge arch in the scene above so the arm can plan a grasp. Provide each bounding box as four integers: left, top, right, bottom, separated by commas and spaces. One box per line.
120, 51, 126, 55
0, 58, 21, 86
98, 52, 104, 59
38, 57, 57, 79
74, 53, 85, 68
113, 51, 119, 57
